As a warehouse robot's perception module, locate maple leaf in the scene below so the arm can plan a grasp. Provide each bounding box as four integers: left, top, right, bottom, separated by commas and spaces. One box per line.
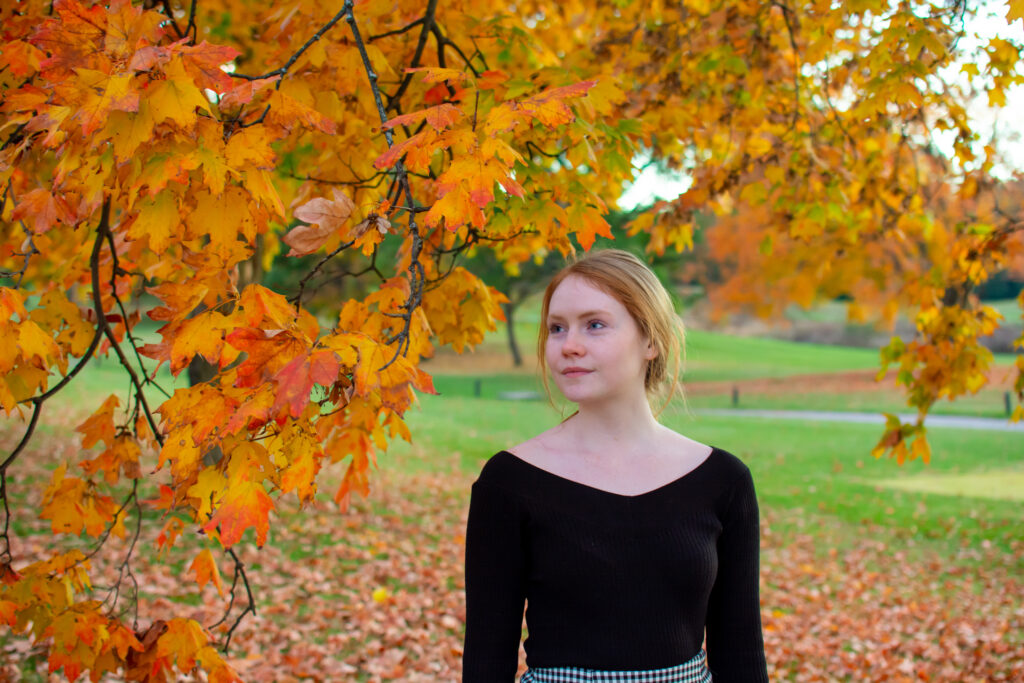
265, 89, 337, 134
189, 549, 224, 597
277, 427, 322, 501
220, 75, 280, 109
272, 349, 341, 418
383, 103, 463, 132
239, 283, 311, 332
0, 40, 45, 77
148, 57, 212, 128
179, 41, 240, 91
568, 203, 615, 250
76, 394, 120, 450
284, 189, 356, 256
373, 130, 435, 171
202, 478, 274, 547
404, 66, 469, 84
11, 188, 69, 234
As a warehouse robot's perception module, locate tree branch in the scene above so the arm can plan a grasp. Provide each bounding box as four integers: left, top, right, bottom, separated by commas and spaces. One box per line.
344, 1, 426, 369
90, 199, 164, 449
291, 238, 358, 310
231, 6, 350, 85
385, 0, 439, 111
215, 547, 256, 652
369, 17, 424, 42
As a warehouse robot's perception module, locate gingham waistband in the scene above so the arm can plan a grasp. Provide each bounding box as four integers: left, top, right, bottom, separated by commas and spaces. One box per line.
520, 649, 712, 683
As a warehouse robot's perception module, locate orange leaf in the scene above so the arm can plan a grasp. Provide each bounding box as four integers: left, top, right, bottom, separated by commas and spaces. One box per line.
373, 130, 433, 170
179, 41, 239, 91
220, 75, 280, 109
148, 57, 211, 128
272, 349, 340, 418
404, 66, 469, 84
76, 394, 120, 449
383, 103, 462, 132
266, 89, 336, 134
189, 548, 224, 597
202, 479, 274, 547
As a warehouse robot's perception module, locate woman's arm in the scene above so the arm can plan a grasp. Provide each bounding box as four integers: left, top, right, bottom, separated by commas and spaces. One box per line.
705, 467, 770, 682
463, 479, 527, 682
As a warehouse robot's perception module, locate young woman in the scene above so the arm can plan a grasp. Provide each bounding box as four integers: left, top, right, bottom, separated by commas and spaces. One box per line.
462, 249, 769, 682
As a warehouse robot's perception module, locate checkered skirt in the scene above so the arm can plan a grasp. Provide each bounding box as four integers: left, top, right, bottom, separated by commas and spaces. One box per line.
519, 649, 712, 682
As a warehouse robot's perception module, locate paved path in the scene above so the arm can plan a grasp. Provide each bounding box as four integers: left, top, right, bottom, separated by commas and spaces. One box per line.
696, 409, 1024, 432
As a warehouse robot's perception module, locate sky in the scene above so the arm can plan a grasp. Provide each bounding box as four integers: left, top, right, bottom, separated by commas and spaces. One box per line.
619, 2, 1024, 210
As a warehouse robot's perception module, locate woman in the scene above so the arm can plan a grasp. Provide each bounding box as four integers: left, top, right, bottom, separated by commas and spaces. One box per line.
462, 249, 769, 682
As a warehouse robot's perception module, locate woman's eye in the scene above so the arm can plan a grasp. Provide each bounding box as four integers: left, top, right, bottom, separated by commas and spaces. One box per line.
549, 323, 564, 333
588, 321, 605, 330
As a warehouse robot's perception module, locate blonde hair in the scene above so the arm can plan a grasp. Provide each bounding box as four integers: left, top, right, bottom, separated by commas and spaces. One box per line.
537, 249, 685, 414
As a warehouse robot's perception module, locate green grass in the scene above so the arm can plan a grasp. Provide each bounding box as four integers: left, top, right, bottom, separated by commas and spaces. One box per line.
683, 329, 880, 381
685, 388, 1016, 418
388, 395, 1023, 557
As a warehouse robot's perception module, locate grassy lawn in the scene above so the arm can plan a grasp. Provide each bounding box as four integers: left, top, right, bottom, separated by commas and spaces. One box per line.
389, 395, 1023, 554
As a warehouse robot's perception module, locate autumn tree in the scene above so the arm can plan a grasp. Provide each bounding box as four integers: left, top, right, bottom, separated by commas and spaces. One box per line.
1, 0, 1022, 679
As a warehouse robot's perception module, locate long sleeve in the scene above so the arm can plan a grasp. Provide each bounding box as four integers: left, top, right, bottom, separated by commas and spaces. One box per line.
705, 467, 769, 682
463, 479, 527, 682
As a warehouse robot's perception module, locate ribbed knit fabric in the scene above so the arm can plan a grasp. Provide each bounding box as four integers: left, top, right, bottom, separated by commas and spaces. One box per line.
463, 447, 768, 683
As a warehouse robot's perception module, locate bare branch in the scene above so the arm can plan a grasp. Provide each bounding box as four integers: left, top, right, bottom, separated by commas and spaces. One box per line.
231, 6, 350, 85
291, 238, 358, 310
385, 0, 439, 111
218, 548, 256, 652
369, 17, 425, 42
90, 199, 164, 449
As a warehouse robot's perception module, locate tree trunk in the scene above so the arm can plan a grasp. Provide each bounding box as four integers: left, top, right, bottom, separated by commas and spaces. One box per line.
504, 301, 522, 367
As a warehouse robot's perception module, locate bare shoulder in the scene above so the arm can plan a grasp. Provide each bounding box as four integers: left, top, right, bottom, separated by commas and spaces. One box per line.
507, 424, 568, 468
655, 425, 713, 467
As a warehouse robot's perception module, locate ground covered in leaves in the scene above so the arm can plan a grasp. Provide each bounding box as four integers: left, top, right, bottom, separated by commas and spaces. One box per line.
2, 453, 1022, 682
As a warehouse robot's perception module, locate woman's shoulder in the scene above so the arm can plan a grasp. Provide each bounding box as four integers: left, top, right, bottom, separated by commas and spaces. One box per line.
705, 446, 753, 478
473, 449, 536, 488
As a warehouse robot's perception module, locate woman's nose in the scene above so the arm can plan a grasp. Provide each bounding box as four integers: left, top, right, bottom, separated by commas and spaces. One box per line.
561, 327, 584, 355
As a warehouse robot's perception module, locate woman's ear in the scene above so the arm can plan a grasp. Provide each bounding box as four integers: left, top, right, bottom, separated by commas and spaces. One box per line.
644, 340, 658, 361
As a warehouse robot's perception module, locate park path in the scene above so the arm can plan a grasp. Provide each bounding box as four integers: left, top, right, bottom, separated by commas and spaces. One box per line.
696, 408, 1024, 432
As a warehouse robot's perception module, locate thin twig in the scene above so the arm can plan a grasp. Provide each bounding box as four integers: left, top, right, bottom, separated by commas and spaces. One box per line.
231, 7, 350, 85
385, 0, 439, 110
220, 548, 256, 651
90, 200, 164, 448
368, 17, 425, 42
291, 239, 357, 310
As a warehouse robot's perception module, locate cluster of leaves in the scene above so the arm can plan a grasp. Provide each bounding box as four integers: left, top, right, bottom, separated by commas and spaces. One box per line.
0, 0, 1022, 679
616, 0, 1024, 455
0, 0, 634, 678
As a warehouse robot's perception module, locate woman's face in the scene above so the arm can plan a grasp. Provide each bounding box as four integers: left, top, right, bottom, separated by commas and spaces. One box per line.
545, 275, 655, 407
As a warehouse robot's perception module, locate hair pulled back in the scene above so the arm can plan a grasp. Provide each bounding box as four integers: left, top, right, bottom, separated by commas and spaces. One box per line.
538, 249, 685, 412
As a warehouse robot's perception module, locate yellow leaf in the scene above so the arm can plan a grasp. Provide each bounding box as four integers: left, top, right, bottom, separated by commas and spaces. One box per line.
101, 99, 155, 161
149, 58, 211, 128
130, 191, 179, 252
73, 69, 139, 136
1010, 0, 1024, 23
187, 467, 227, 520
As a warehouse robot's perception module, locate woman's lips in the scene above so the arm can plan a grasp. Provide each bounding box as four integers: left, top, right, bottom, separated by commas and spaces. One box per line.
561, 367, 591, 377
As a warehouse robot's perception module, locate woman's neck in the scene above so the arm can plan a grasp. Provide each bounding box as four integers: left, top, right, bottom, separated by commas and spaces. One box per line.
561, 395, 662, 456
